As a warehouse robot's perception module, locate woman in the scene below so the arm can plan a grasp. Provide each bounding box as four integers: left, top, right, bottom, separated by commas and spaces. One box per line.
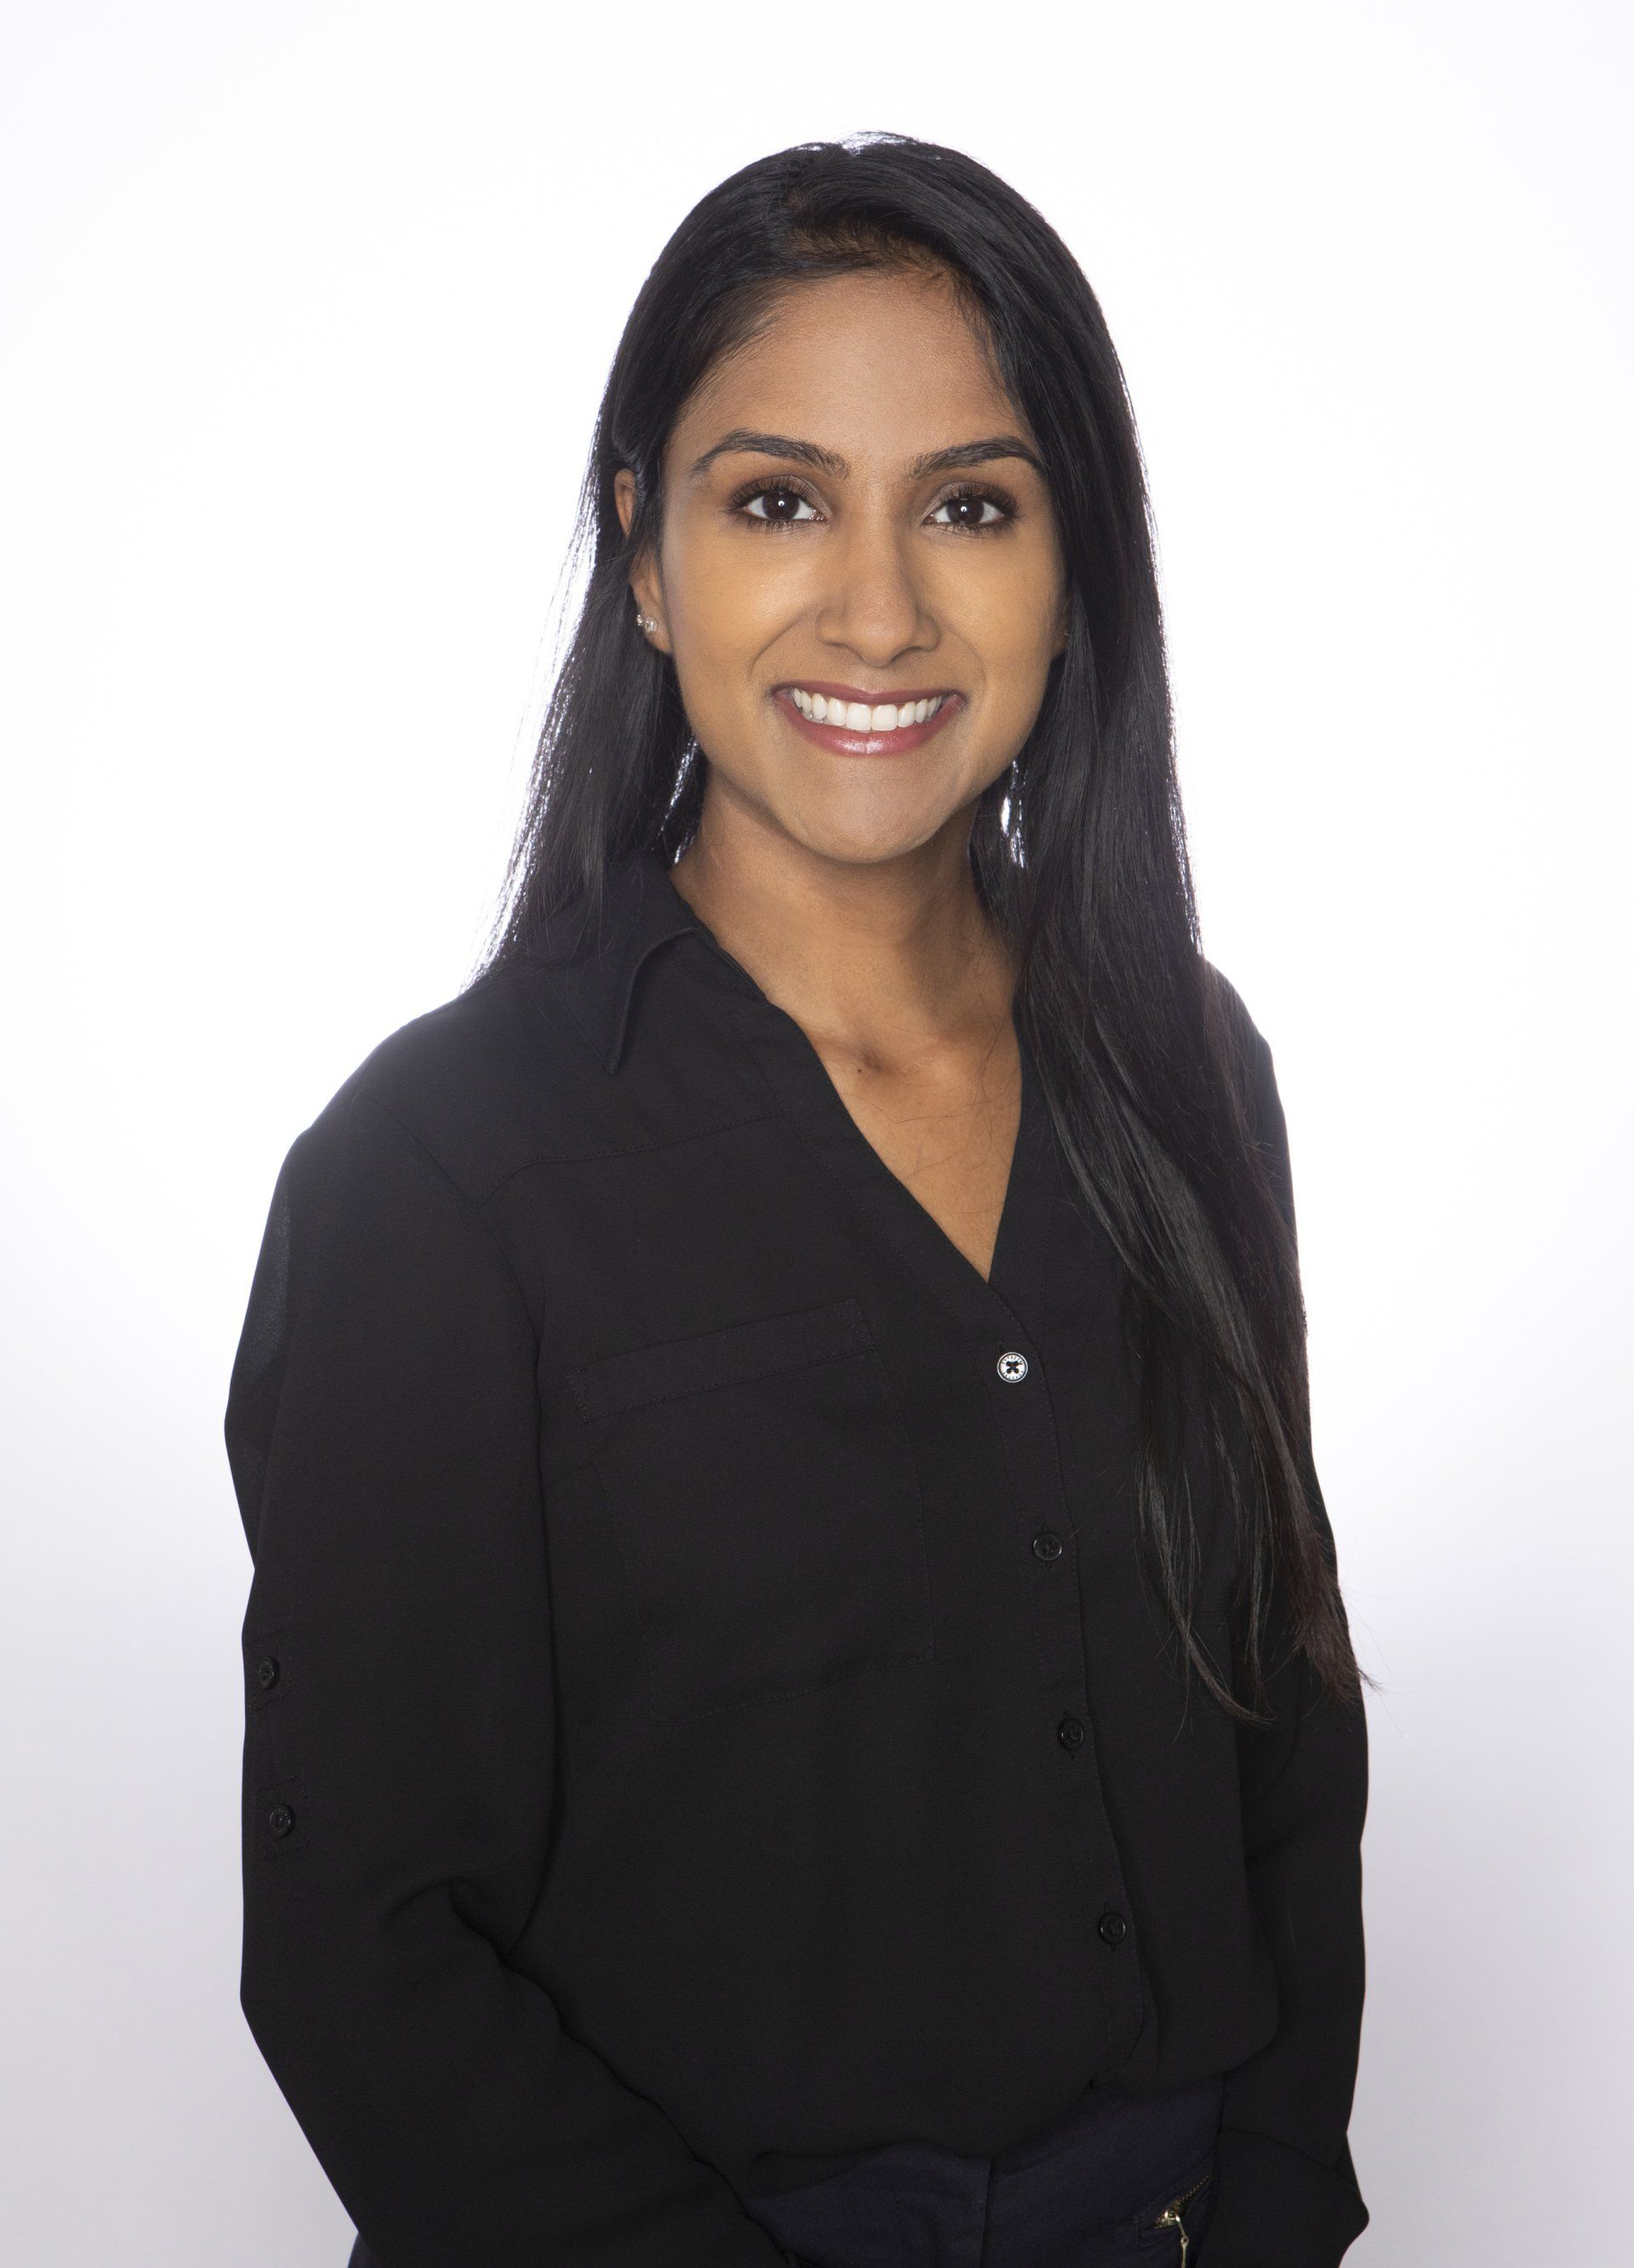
226, 134, 1371, 2268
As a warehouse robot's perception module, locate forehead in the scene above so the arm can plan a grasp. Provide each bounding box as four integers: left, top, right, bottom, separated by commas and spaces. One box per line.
672, 269, 1027, 468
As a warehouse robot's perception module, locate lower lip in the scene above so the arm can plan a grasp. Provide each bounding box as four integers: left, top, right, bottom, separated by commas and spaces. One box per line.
772, 688, 964, 756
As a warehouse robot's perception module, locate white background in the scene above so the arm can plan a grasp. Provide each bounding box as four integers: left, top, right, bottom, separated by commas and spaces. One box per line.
3, 3, 1629, 2260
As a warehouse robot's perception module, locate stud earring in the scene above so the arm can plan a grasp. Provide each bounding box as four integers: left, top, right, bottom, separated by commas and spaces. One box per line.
635, 608, 659, 635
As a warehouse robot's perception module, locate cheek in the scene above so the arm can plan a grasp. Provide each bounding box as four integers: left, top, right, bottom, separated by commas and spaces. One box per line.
971, 606, 1064, 714
667, 520, 798, 648
943, 540, 1062, 655
661, 574, 786, 777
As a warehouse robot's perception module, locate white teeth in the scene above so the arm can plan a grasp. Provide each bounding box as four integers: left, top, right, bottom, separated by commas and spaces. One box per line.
786, 689, 948, 731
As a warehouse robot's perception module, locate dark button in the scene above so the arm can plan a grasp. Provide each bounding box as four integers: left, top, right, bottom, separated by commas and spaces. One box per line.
1098, 1908, 1128, 1947
266, 1804, 295, 1838
1057, 1714, 1085, 1751
1032, 1529, 1063, 1562
256, 1657, 280, 1689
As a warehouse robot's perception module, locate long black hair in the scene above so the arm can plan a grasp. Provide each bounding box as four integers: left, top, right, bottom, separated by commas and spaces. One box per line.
473, 131, 1367, 1722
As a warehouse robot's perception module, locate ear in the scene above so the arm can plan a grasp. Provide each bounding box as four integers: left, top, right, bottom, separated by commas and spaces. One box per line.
614, 466, 670, 652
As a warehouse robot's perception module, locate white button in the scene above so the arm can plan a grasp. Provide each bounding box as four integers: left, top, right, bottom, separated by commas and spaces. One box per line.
997, 1350, 1030, 1384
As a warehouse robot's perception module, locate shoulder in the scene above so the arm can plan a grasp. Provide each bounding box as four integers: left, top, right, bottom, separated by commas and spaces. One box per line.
1200, 957, 1285, 1121
1200, 958, 1300, 1233
1202, 957, 1273, 1073
289, 956, 597, 1213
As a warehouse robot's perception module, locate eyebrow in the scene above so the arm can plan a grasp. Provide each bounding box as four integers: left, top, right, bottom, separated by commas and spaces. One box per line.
685, 428, 1048, 483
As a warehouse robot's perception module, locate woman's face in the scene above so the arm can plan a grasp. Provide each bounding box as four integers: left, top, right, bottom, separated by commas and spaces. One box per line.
615, 266, 1068, 870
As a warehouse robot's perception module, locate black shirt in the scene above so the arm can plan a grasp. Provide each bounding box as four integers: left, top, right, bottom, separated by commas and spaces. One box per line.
226, 845, 1369, 2268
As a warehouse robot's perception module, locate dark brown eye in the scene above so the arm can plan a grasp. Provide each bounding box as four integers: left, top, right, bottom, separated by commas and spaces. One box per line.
930, 488, 1011, 532
740, 483, 819, 528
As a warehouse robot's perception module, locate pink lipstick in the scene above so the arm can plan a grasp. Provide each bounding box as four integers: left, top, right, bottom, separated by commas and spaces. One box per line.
771, 681, 965, 757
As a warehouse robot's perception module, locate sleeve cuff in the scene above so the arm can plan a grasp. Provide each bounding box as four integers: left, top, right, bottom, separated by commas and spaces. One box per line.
1199, 2127, 1370, 2266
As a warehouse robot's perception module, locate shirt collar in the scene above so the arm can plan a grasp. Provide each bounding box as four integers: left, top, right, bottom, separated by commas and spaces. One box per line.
549, 845, 714, 1075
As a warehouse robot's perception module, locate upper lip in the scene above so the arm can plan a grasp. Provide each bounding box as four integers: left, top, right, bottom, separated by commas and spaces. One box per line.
774, 680, 960, 706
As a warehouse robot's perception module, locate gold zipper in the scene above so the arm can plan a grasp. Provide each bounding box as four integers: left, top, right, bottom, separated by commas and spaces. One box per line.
1151, 2169, 1213, 2264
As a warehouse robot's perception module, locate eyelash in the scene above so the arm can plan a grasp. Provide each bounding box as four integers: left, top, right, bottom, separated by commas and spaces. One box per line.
726, 477, 1020, 535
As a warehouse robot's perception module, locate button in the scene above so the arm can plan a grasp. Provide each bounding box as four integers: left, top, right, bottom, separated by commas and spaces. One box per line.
256, 1657, 280, 1690
266, 1804, 296, 1838
1032, 1529, 1063, 1562
1098, 1908, 1128, 1948
1057, 1714, 1085, 1751
997, 1350, 1029, 1384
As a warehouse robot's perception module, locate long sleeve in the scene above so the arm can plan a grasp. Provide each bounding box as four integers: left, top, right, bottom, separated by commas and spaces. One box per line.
225, 1081, 791, 2268
1200, 1015, 1371, 2267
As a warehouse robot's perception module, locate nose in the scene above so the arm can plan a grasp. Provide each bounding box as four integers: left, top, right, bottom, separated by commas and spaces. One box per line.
813, 511, 937, 666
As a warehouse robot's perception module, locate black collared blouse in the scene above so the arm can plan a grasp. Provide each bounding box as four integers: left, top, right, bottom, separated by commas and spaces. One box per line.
226, 846, 1369, 2268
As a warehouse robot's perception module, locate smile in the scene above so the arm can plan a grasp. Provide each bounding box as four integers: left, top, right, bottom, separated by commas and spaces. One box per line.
772, 681, 965, 756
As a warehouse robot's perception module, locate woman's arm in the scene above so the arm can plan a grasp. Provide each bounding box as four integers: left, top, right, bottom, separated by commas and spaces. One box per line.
1200, 998, 1371, 2268
226, 1082, 791, 2268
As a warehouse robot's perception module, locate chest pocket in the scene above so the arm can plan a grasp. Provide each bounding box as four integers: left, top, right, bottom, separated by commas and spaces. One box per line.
566, 1297, 932, 1728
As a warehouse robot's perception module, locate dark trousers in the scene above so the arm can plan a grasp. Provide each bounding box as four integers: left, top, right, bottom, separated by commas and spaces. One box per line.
738, 2074, 1225, 2268
347, 2073, 1223, 2268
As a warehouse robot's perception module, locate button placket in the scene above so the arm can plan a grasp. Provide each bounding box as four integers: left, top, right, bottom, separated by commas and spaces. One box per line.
725, 974, 1145, 2037
979, 1323, 1145, 2048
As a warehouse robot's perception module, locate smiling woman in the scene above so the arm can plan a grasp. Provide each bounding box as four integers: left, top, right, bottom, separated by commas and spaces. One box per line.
226, 132, 1371, 2268
613, 260, 1067, 861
